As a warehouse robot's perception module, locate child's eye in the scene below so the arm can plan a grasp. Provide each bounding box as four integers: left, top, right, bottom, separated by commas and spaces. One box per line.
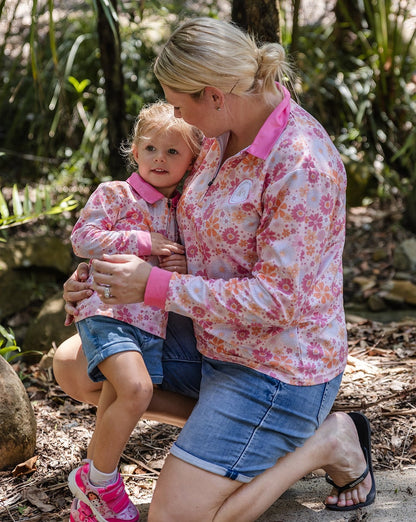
145, 145, 156, 152
168, 148, 179, 155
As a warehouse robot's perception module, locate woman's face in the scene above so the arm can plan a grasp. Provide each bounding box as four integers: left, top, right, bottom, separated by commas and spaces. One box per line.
162, 84, 224, 138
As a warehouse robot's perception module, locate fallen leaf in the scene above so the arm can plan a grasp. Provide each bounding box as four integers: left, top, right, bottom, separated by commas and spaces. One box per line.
24, 486, 55, 512
12, 455, 38, 477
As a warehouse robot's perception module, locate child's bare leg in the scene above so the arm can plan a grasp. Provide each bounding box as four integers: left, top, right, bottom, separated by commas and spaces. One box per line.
53, 334, 196, 427
92, 351, 153, 473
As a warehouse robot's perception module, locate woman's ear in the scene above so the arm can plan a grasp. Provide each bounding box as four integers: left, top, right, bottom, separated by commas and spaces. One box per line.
204, 86, 225, 110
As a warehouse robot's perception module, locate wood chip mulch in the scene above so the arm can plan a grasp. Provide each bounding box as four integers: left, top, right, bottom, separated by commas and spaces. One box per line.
1, 318, 415, 521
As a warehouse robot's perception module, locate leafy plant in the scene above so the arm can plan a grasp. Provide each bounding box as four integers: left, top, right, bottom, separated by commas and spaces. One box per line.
0, 325, 21, 362
295, 0, 416, 211
0, 184, 78, 232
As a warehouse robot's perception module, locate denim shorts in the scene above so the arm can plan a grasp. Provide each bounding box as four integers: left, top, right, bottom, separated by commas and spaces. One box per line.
77, 316, 164, 384
160, 313, 343, 482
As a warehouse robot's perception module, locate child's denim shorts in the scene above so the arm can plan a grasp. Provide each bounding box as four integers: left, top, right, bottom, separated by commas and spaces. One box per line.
160, 312, 343, 482
77, 315, 164, 384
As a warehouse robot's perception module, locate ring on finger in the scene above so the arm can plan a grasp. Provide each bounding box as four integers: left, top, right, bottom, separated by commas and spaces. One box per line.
103, 285, 111, 299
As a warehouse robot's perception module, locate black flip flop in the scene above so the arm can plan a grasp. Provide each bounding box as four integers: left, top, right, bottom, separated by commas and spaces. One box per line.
325, 412, 376, 511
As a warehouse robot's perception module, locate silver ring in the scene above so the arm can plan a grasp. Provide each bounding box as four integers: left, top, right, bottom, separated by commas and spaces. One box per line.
103, 286, 111, 299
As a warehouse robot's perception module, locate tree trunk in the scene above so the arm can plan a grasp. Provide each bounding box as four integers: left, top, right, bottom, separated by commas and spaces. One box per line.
232, 0, 280, 43
96, 0, 127, 177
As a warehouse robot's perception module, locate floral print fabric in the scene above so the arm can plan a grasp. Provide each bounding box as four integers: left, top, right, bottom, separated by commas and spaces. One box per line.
165, 89, 348, 385
71, 173, 179, 338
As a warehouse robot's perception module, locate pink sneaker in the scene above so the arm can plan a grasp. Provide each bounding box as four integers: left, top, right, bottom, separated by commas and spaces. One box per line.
68, 463, 139, 522
70, 498, 98, 521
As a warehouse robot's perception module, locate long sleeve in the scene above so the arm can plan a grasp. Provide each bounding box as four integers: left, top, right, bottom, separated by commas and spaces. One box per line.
71, 181, 152, 259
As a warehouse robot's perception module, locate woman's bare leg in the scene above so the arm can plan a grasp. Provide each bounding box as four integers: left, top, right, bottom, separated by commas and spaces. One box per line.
148, 412, 373, 522
53, 334, 196, 426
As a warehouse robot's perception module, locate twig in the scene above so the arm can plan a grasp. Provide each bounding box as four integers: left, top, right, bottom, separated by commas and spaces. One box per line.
380, 408, 416, 417
121, 453, 160, 476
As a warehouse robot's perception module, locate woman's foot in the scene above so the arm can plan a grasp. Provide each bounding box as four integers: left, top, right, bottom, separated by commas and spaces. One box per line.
323, 412, 375, 510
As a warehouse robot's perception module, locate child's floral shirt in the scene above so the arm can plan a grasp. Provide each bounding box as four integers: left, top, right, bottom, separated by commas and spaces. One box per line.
71, 173, 179, 338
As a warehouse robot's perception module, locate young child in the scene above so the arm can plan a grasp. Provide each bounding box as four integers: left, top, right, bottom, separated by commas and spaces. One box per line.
67, 101, 203, 522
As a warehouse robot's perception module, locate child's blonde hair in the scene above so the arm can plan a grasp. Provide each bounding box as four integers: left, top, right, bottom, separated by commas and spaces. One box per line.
154, 17, 294, 106
123, 101, 203, 167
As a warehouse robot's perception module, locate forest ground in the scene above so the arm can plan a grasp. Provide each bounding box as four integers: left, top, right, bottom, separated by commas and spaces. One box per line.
1, 202, 416, 521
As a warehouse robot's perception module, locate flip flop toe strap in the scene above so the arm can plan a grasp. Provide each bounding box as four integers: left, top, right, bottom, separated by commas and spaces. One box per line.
325, 448, 369, 494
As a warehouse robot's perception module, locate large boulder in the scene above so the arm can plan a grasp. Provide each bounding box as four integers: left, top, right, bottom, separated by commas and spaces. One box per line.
0, 356, 37, 470
23, 291, 77, 354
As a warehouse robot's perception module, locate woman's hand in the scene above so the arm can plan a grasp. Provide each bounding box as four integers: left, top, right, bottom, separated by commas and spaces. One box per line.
63, 262, 93, 325
91, 254, 152, 304
159, 252, 187, 274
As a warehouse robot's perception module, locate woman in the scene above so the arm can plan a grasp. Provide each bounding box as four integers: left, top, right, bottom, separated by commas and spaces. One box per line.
55, 17, 376, 522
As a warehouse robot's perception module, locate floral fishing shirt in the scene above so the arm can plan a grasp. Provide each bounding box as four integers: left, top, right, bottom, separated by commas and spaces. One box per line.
145, 85, 348, 385
71, 173, 179, 338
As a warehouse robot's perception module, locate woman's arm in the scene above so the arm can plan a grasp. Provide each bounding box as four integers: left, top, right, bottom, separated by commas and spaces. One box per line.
90, 254, 153, 304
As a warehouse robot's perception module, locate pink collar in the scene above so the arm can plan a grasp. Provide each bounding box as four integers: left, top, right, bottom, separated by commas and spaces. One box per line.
126, 172, 180, 206
246, 83, 291, 160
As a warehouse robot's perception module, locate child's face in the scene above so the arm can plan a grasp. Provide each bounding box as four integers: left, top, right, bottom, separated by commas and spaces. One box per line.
133, 128, 194, 197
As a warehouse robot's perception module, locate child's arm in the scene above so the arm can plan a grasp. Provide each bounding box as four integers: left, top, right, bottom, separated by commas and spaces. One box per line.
158, 252, 187, 274
150, 232, 185, 257
71, 182, 154, 259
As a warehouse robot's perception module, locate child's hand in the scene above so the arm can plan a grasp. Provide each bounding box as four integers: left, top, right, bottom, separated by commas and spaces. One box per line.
150, 232, 185, 256
159, 252, 187, 274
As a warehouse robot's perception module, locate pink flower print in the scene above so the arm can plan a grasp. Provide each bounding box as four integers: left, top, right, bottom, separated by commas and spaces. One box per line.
192, 305, 206, 318
313, 282, 332, 304
277, 278, 294, 295
186, 244, 198, 259
222, 227, 240, 245
297, 360, 317, 379
226, 298, 243, 315
125, 209, 144, 223
302, 156, 315, 171
307, 342, 324, 361
291, 204, 306, 222
203, 202, 216, 220
308, 169, 319, 184
236, 329, 250, 341
307, 213, 323, 231
301, 274, 314, 293
253, 346, 273, 362
320, 194, 334, 215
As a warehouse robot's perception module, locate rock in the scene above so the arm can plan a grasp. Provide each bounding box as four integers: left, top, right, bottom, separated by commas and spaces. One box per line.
367, 294, 388, 312
0, 236, 72, 273
393, 238, 416, 272
23, 291, 77, 355
380, 280, 416, 306
0, 356, 37, 470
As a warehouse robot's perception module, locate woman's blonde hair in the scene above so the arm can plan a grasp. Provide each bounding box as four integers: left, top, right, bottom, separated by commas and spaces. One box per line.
154, 17, 294, 105
122, 101, 203, 167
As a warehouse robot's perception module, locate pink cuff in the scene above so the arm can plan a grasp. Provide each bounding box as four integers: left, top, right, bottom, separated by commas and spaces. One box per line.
138, 231, 152, 256
144, 267, 172, 309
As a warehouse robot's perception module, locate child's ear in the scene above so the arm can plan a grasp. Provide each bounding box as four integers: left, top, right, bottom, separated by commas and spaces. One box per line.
132, 145, 139, 164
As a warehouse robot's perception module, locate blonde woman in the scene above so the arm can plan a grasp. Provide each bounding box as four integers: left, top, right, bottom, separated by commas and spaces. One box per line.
56, 18, 375, 522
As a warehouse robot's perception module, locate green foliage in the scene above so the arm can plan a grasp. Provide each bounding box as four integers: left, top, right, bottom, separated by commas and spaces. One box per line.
0, 325, 20, 362
0, 325, 43, 363
295, 0, 416, 207
0, 185, 78, 231
1, 0, 224, 185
